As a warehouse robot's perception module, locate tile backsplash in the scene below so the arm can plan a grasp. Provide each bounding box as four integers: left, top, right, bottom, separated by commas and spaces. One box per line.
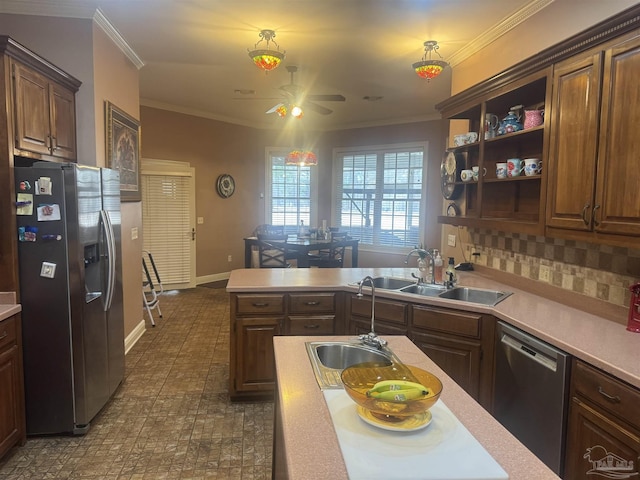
463, 228, 640, 308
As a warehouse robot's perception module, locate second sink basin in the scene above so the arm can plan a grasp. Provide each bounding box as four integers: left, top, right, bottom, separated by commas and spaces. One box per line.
314, 343, 392, 369
368, 276, 415, 290
438, 286, 512, 306
306, 341, 400, 389
399, 283, 447, 297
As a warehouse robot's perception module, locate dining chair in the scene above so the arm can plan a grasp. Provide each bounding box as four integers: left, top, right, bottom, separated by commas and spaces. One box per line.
257, 233, 290, 268
308, 234, 349, 268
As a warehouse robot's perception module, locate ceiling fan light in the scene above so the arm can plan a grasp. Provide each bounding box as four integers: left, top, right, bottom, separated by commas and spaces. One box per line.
275, 104, 287, 117
286, 150, 317, 166
290, 105, 304, 118
412, 40, 448, 81
248, 29, 285, 72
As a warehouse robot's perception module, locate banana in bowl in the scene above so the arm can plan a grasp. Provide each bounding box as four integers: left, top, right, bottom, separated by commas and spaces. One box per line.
341, 362, 443, 422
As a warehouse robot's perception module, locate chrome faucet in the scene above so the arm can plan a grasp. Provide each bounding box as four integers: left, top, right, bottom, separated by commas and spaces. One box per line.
405, 248, 435, 284
356, 276, 387, 349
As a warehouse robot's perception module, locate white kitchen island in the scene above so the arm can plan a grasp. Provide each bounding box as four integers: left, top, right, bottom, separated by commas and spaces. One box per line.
272, 335, 560, 480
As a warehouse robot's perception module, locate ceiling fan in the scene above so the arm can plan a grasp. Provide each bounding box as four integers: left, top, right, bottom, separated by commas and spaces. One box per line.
265, 66, 346, 117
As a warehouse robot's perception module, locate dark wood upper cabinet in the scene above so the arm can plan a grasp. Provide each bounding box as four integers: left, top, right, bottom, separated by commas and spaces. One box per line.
12, 58, 78, 161
547, 32, 640, 239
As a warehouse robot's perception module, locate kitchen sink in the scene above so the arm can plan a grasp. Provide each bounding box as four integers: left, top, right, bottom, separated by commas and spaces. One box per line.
368, 276, 415, 290
399, 283, 447, 297
306, 341, 400, 389
438, 286, 512, 306
351, 276, 513, 307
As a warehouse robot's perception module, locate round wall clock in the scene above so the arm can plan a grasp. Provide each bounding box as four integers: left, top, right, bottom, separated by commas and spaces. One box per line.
216, 174, 235, 198
440, 151, 464, 200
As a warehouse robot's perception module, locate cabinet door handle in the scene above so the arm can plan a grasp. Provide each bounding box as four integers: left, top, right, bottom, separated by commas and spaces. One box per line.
597, 386, 621, 403
304, 301, 320, 306
51, 135, 57, 150
304, 324, 320, 329
581, 203, 591, 226
592, 204, 601, 227
251, 302, 269, 307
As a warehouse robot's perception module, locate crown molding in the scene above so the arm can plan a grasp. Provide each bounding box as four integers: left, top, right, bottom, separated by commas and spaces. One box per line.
93, 8, 144, 69
0, 0, 144, 69
447, 0, 554, 67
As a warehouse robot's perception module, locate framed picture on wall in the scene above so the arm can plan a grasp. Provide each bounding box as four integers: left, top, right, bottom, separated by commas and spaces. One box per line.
105, 101, 141, 202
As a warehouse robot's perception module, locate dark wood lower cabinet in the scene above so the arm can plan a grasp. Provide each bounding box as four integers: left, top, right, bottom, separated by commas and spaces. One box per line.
0, 314, 25, 460
564, 359, 640, 479
564, 396, 640, 479
410, 305, 495, 410
410, 330, 481, 400
231, 316, 282, 397
229, 292, 342, 400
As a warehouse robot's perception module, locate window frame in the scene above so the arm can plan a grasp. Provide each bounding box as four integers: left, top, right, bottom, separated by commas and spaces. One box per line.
264, 147, 319, 233
331, 142, 428, 254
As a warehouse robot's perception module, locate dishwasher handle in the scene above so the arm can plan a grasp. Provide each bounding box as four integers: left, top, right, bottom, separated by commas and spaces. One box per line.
500, 332, 558, 372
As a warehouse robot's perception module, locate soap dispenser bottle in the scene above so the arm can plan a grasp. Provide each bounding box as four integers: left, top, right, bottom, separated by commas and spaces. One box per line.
433, 250, 443, 283
445, 257, 457, 286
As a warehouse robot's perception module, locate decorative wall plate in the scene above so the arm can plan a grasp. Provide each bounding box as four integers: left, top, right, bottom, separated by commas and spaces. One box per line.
216, 174, 235, 198
446, 202, 460, 217
440, 151, 464, 200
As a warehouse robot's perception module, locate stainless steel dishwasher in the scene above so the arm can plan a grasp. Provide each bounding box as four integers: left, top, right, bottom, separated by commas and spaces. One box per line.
493, 321, 571, 475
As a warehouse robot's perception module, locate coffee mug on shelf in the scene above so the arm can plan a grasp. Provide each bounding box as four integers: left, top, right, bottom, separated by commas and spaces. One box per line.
460, 169, 475, 182
507, 158, 524, 177
496, 162, 508, 179
524, 158, 541, 176
524, 109, 544, 129
472, 166, 486, 181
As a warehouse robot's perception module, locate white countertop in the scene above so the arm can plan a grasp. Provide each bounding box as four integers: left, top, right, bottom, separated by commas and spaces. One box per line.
228, 267, 640, 389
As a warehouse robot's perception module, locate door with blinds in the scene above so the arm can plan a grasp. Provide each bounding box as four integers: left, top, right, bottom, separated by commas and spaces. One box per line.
141, 159, 196, 290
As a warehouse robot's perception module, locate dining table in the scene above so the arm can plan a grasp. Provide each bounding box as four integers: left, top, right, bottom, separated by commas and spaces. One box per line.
243, 236, 359, 268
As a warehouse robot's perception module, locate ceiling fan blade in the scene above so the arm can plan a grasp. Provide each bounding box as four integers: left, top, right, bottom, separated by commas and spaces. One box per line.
279, 84, 298, 95
266, 103, 285, 114
307, 94, 345, 102
303, 101, 333, 115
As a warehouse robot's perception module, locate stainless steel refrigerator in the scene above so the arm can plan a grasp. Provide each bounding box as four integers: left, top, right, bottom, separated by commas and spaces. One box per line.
14, 162, 124, 435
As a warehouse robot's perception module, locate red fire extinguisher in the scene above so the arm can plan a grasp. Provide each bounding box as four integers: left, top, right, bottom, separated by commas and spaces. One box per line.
626, 283, 640, 332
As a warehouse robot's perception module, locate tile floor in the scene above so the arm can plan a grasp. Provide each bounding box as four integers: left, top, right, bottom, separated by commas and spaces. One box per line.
0, 285, 274, 479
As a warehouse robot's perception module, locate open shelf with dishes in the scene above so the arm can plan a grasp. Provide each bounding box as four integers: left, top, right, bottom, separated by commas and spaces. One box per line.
436, 68, 551, 234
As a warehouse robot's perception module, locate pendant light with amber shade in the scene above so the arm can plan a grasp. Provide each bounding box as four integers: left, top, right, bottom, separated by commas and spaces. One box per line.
248, 29, 285, 72
412, 40, 448, 81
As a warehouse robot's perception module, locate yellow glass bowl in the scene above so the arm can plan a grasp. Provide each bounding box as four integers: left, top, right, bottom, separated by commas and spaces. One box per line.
341, 362, 443, 420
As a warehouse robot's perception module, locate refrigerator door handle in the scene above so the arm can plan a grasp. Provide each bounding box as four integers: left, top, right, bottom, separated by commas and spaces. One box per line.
100, 209, 117, 311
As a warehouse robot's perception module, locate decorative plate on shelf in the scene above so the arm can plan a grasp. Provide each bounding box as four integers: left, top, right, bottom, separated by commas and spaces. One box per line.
440, 151, 464, 200
216, 174, 235, 198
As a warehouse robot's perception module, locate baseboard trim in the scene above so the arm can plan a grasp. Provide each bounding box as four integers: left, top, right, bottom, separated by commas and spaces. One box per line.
125, 319, 146, 354
197, 272, 230, 285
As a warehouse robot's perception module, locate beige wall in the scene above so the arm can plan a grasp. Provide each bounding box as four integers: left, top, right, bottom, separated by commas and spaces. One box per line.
451, 1, 639, 93
92, 25, 143, 340
140, 106, 446, 276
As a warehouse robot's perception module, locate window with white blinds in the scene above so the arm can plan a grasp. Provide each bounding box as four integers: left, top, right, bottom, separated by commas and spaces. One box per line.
142, 175, 191, 285
265, 149, 317, 234
333, 143, 426, 248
